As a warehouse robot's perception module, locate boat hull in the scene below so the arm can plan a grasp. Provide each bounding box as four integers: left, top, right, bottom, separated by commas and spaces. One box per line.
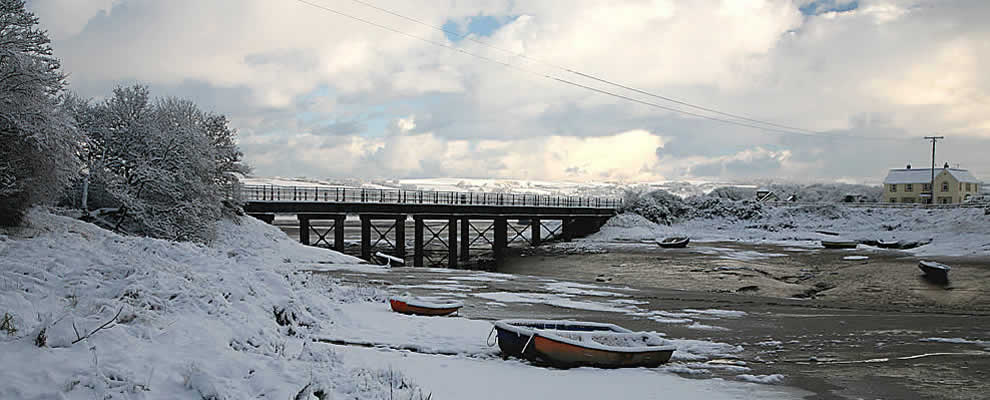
822, 240, 857, 249
531, 335, 674, 369
657, 238, 690, 248
918, 262, 950, 284
389, 299, 460, 316
493, 320, 674, 368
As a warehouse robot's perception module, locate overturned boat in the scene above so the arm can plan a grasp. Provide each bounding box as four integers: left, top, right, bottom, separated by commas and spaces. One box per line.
656, 237, 690, 248
918, 260, 951, 284
821, 239, 858, 249
389, 296, 462, 316
876, 239, 901, 249
492, 319, 675, 368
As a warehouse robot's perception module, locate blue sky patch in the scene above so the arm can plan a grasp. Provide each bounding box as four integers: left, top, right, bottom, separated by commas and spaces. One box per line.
443, 15, 515, 42
799, 0, 859, 16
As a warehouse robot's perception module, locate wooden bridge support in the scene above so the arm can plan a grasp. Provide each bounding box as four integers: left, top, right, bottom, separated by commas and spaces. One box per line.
414, 218, 425, 268
493, 216, 507, 267
460, 217, 470, 262
530, 217, 541, 245
448, 217, 458, 269
359, 215, 406, 262
298, 214, 346, 251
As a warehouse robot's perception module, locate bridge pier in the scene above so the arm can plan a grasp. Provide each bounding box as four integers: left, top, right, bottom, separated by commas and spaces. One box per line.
298, 214, 346, 250
359, 214, 406, 263
493, 216, 507, 267
448, 217, 458, 269
414, 218, 425, 267
459, 217, 470, 262
530, 217, 541, 245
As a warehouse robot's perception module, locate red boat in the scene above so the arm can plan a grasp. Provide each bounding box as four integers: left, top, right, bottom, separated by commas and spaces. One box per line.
389, 296, 462, 316
493, 319, 675, 368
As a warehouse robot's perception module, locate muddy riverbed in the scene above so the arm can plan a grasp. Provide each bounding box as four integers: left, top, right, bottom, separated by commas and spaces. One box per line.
311, 238, 990, 399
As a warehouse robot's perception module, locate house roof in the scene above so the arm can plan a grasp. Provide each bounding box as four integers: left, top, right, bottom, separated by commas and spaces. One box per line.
883, 168, 981, 184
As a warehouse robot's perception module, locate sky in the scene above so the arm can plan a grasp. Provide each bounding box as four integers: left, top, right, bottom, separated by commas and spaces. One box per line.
29, 0, 990, 184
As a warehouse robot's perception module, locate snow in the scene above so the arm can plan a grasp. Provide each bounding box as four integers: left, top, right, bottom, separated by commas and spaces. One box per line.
317, 302, 493, 356
472, 292, 636, 313
919, 337, 988, 345
541, 281, 633, 297
737, 374, 787, 384
593, 203, 990, 257
0, 210, 424, 399
0, 209, 804, 399
843, 255, 869, 260
883, 168, 980, 184
337, 346, 805, 399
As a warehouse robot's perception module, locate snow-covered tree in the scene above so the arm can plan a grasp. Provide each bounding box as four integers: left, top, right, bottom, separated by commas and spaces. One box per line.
73, 85, 249, 242
0, 0, 79, 226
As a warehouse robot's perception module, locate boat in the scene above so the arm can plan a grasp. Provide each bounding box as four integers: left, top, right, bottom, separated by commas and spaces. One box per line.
389, 296, 462, 316
374, 251, 405, 266
876, 240, 901, 249
491, 319, 675, 368
918, 260, 951, 284
821, 239, 858, 249
656, 237, 690, 248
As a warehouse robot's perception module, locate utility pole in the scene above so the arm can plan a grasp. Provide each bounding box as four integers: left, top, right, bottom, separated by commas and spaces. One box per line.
924, 135, 944, 204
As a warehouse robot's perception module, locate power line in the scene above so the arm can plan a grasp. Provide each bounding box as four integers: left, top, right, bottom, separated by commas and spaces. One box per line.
343, 0, 820, 135
291, 0, 904, 141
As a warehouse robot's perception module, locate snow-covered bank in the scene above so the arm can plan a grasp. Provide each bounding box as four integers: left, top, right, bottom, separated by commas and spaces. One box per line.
0, 209, 807, 399
0, 210, 415, 399
594, 204, 990, 257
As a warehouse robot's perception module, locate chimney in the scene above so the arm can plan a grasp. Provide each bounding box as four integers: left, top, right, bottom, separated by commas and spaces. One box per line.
906, 163, 911, 169
944, 162, 950, 169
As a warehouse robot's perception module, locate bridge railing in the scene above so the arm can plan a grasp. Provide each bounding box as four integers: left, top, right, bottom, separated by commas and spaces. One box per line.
238, 184, 622, 209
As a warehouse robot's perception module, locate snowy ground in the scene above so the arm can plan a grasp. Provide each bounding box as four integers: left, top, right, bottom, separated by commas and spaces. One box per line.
590, 205, 990, 258
0, 209, 807, 399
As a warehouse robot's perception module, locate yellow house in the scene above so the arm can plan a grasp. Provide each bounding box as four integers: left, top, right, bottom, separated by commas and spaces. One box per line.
883, 163, 981, 204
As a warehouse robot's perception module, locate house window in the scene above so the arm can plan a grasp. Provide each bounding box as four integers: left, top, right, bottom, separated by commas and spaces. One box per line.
889, 184, 897, 192
939, 197, 951, 204
905, 184, 913, 192
923, 183, 932, 192
901, 197, 915, 203
890, 198, 897, 203
966, 183, 972, 191
942, 182, 949, 192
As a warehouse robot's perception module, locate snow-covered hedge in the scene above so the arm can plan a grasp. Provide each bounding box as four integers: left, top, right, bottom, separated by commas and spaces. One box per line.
68, 85, 249, 243
621, 189, 766, 225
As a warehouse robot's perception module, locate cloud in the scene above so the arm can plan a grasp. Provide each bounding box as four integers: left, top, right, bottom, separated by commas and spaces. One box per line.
31, 0, 990, 183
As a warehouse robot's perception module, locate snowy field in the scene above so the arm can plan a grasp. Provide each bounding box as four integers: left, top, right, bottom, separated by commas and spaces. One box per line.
590, 204, 990, 258
0, 209, 807, 399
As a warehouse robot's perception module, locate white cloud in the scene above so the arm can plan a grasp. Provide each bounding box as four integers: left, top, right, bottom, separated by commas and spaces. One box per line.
31, 0, 990, 182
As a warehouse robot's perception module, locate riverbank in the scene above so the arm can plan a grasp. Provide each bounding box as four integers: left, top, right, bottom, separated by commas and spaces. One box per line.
316, 254, 990, 400
508, 240, 990, 313
0, 210, 811, 399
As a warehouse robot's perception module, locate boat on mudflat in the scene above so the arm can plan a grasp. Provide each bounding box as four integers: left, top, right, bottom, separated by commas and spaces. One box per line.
389, 296, 462, 316
821, 239, 858, 249
492, 319, 675, 368
918, 260, 951, 284
656, 237, 690, 248
876, 240, 901, 249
